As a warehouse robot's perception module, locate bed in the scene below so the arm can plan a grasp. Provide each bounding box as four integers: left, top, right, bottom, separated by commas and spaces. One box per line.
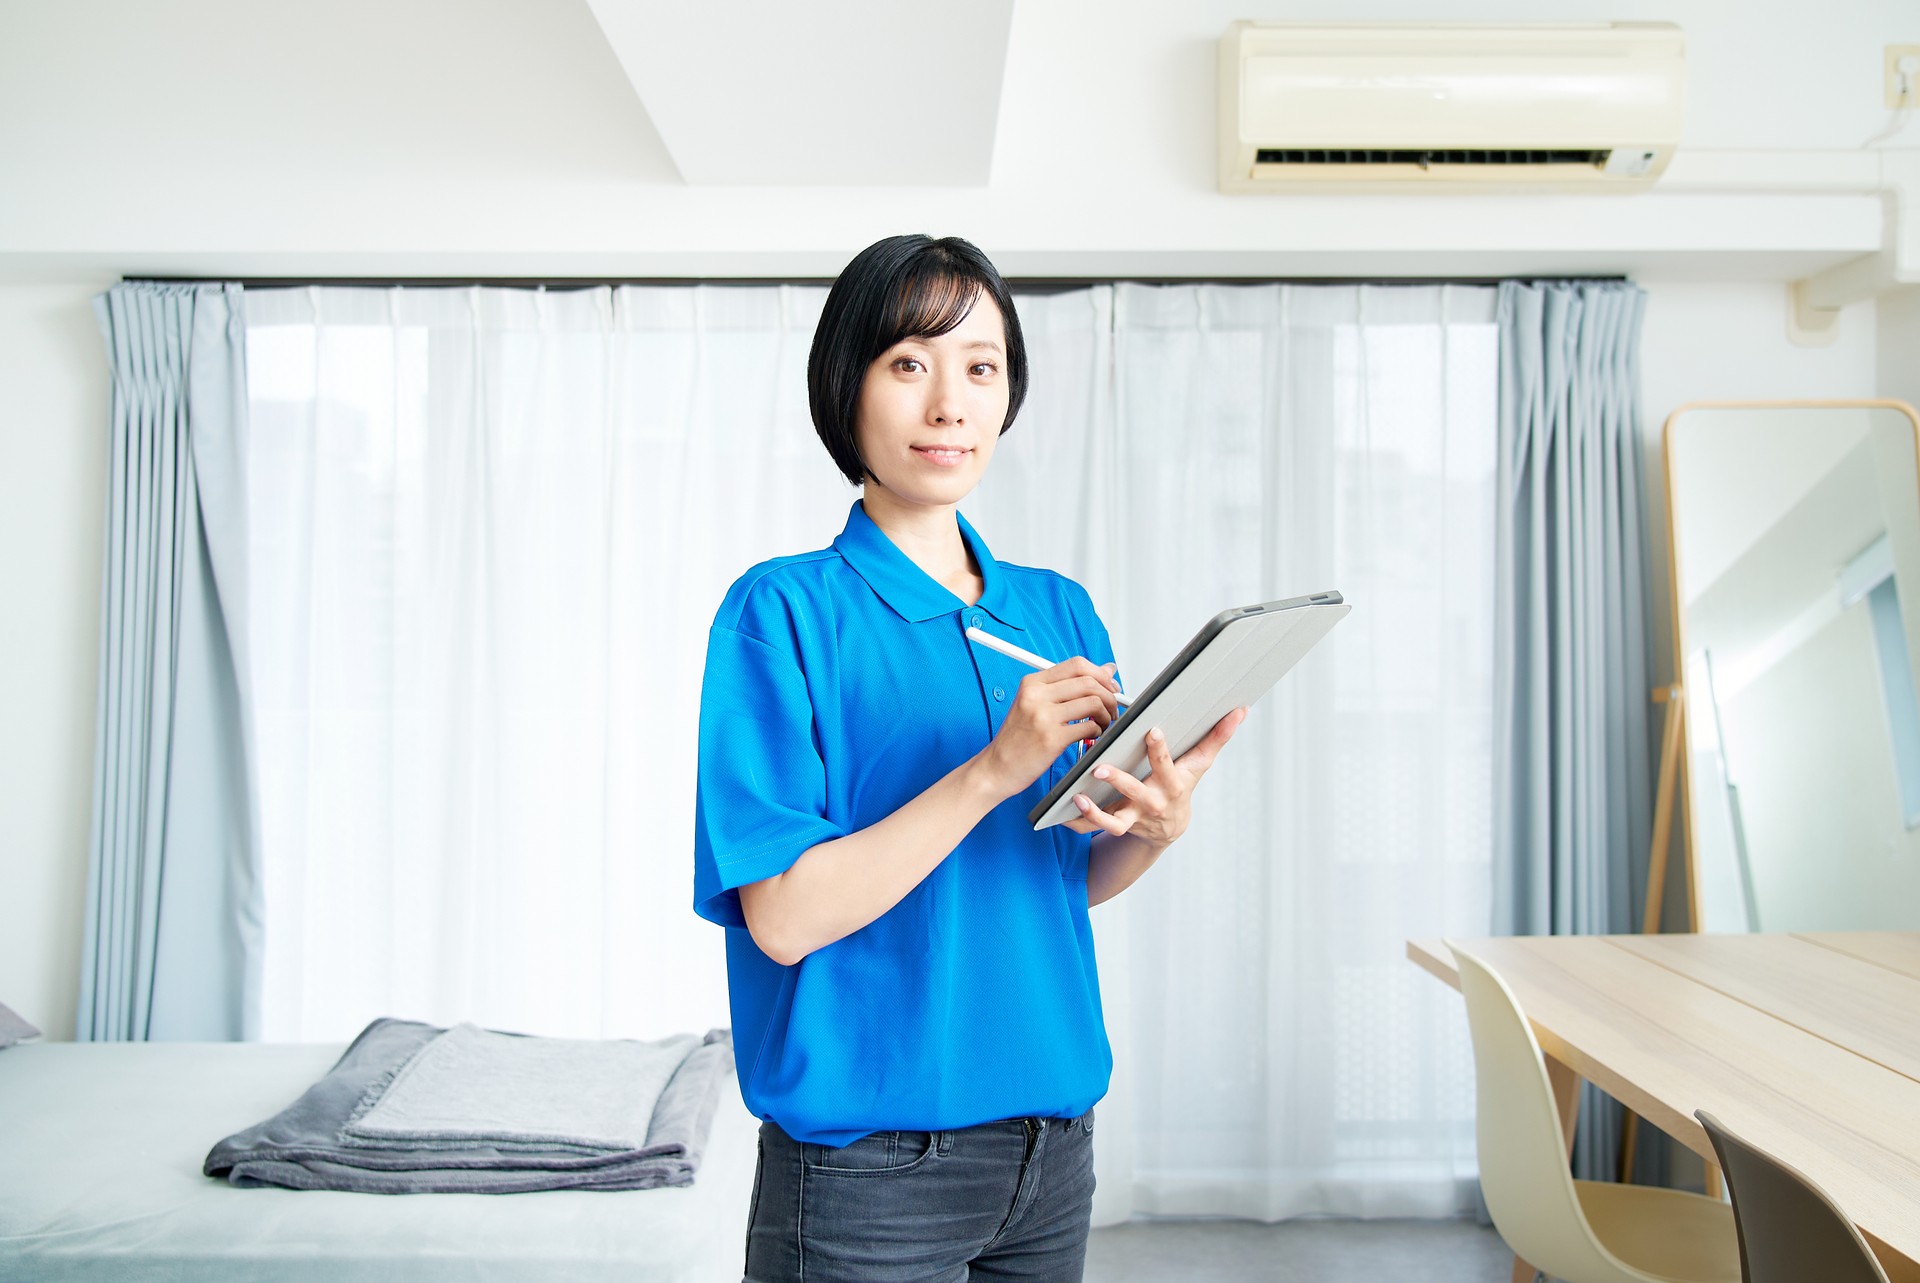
0, 1039, 760, 1282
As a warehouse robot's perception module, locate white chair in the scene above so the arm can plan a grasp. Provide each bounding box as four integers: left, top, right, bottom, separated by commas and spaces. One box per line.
1447, 939, 1740, 1283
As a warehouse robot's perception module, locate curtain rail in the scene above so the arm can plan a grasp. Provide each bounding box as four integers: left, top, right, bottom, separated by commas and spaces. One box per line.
122, 273, 1627, 293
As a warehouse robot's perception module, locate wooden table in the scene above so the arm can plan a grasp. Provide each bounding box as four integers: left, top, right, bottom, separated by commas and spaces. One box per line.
1408, 932, 1920, 1283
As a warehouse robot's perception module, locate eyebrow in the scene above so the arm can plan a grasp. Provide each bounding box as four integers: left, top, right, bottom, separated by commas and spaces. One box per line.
899, 338, 1004, 355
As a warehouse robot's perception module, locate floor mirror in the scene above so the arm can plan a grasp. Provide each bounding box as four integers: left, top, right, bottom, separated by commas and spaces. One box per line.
1665, 399, 1920, 934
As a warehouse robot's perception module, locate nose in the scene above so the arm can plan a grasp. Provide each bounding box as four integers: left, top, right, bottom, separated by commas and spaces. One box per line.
928, 363, 967, 426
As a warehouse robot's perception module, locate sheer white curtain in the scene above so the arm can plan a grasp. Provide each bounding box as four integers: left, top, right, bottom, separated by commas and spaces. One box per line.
241, 283, 849, 1047
975, 283, 1498, 1222
239, 279, 1495, 1223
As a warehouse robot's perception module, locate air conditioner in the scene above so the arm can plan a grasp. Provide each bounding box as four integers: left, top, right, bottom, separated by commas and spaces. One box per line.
1218, 20, 1686, 193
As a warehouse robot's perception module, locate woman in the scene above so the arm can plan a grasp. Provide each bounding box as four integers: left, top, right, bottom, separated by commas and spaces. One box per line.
692, 234, 1247, 1282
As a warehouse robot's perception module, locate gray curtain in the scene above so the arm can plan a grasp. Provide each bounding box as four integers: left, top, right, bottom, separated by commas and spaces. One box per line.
1492, 278, 1659, 1185
78, 281, 263, 1042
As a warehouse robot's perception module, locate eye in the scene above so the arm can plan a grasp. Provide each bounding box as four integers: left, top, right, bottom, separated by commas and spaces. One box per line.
971, 362, 999, 377
893, 356, 925, 373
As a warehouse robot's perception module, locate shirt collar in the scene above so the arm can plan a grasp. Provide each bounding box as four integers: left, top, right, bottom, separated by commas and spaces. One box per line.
832, 498, 1028, 631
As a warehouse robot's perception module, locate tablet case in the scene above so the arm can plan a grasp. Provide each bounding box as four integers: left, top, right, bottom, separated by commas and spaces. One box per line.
1029, 591, 1351, 830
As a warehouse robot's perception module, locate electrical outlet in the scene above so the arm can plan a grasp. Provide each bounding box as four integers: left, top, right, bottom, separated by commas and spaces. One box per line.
1888, 44, 1920, 109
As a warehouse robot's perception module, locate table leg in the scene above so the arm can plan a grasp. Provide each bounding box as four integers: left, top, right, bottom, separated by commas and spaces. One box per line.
1509, 1054, 1583, 1282
1546, 1053, 1581, 1158
1864, 1229, 1920, 1283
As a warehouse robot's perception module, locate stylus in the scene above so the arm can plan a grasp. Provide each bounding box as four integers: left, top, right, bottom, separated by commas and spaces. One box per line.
964, 626, 1134, 705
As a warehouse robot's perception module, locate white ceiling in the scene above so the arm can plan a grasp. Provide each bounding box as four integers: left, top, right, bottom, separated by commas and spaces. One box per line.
580, 1, 1015, 186
0, 0, 1910, 282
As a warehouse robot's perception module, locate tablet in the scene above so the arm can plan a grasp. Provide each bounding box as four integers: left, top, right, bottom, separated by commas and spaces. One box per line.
1029, 591, 1351, 830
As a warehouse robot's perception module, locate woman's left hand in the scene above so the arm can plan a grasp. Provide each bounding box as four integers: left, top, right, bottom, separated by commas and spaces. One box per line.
1061, 707, 1249, 845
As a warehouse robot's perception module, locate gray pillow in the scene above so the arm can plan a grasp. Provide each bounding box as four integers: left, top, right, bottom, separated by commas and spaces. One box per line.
0, 1001, 41, 1049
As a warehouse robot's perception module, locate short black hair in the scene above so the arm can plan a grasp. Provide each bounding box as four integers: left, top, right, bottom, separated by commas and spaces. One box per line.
808, 234, 1029, 487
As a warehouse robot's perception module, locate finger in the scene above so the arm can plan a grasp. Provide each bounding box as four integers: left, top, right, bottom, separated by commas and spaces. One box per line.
1143, 726, 1177, 779
1176, 708, 1247, 778
1047, 659, 1122, 704
1058, 674, 1120, 719
1071, 790, 1131, 836
1040, 656, 1109, 687
1088, 762, 1145, 807
1067, 675, 1121, 719
1060, 722, 1104, 757
1204, 706, 1247, 749
1059, 693, 1115, 729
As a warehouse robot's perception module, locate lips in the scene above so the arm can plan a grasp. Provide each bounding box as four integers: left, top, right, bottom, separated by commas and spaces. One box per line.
912, 445, 971, 466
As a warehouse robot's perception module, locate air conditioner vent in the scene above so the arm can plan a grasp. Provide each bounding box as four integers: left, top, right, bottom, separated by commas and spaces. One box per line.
1254, 148, 1611, 168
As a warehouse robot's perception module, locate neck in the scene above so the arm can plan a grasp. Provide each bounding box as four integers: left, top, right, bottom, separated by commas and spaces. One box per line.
860, 485, 973, 580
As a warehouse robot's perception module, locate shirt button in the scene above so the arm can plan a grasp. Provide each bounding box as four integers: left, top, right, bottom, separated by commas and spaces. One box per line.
969, 613, 983, 629
993, 686, 1006, 701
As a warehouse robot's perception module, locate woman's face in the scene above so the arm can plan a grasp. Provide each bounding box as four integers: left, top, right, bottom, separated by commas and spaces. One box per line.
854, 289, 1009, 507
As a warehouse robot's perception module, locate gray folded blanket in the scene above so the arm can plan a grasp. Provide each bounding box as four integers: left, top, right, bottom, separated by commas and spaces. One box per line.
341, 1022, 706, 1155
204, 1018, 732, 1193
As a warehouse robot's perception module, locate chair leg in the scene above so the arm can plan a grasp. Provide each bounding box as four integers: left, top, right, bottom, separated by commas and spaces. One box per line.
1510, 1258, 1540, 1283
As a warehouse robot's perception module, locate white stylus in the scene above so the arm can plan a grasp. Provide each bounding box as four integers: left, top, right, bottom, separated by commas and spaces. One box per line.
965, 626, 1134, 706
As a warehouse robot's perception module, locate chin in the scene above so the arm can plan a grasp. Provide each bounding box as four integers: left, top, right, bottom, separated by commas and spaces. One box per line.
882, 476, 979, 507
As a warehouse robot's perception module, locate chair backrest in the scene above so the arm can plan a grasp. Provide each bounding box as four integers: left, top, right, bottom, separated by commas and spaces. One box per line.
1695, 1109, 1890, 1283
1447, 940, 1638, 1282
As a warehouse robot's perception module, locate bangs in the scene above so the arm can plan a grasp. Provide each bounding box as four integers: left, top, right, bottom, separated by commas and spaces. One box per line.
876, 270, 987, 351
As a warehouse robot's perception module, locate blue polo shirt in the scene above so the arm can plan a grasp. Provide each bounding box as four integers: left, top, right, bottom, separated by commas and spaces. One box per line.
692, 497, 1123, 1146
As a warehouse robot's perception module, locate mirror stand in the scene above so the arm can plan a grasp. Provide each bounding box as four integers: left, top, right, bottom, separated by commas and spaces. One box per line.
1643, 682, 1689, 936
1617, 679, 1689, 1185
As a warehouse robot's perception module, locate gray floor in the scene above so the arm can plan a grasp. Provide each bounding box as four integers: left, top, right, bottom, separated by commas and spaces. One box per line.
1084, 1218, 1516, 1282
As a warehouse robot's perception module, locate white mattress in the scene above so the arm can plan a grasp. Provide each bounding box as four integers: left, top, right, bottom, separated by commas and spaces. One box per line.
0, 1040, 760, 1282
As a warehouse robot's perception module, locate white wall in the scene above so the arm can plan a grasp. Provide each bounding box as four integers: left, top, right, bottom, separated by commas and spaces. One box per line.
3, 0, 1918, 1036
0, 281, 113, 1039
1882, 286, 1920, 410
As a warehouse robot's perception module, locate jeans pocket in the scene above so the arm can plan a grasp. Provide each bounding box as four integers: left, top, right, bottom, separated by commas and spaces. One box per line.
746, 1131, 765, 1234
801, 1130, 939, 1177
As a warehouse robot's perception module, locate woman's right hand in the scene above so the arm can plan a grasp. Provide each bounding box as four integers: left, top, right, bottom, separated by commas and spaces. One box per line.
977, 658, 1122, 798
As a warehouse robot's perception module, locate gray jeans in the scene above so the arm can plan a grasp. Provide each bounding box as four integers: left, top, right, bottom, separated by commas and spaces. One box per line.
743, 1108, 1097, 1282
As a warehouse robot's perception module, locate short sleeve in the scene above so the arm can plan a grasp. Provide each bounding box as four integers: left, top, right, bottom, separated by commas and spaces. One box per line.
692, 625, 850, 929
